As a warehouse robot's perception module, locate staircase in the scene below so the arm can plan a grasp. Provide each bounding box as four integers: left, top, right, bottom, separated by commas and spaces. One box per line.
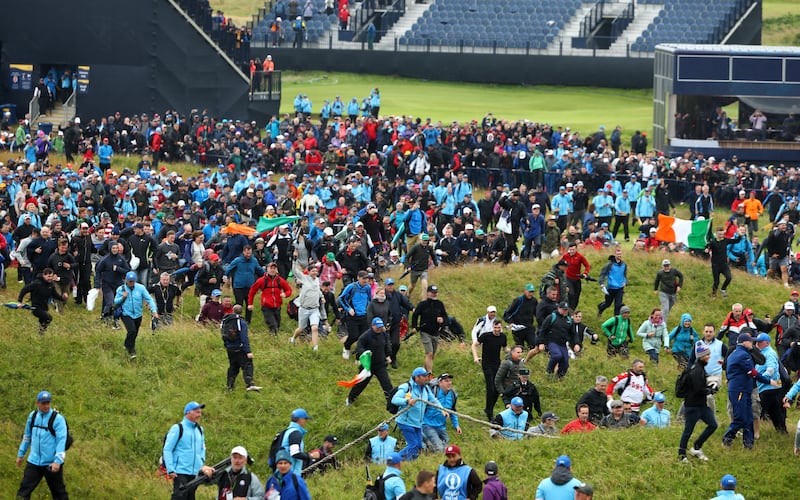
548, 2, 597, 54
606, 1, 663, 56
30, 99, 75, 132
372, 1, 433, 50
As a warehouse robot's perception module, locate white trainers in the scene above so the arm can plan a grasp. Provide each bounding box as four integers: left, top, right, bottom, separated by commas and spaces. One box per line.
688, 447, 709, 461
342, 348, 350, 360
313, 344, 319, 352
246, 385, 262, 392
345, 398, 351, 406
289, 336, 295, 344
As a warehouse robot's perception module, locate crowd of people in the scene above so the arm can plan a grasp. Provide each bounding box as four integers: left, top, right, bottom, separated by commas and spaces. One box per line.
8, 96, 800, 499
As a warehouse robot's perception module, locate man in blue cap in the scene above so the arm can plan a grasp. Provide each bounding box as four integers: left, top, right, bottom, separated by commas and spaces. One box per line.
710, 474, 743, 500
16, 390, 70, 499
391, 367, 441, 461
722, 332, 778, 449
345, 317, 393, 406
534, 455, 582, 500
365, 423, 397, 463
115, 270, 158, 360
754, 332, 786, 434
279, 408, 320, 475
163, 401, 215, 500
382, 452, 407, 500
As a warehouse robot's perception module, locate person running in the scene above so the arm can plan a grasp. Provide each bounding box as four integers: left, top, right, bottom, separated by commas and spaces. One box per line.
16, 268, 68, 334
668, 314, 699, 369
563, 242, 590, 310
597, 246, 627, 316
705, 227, 741, 298
115, 271, 159, 360
636, 308, 669, 365
222, 305, 262, 392
602, 305, 634, 358
292, 262, 324, 351
391, 367, 440, 461
248, 262, 293, 335
16, 391, 70, 500
754, 332, 787, 434
411, 285, 450, 374
653, 258, 683, 324
677, 342, 719, 462
345, 317, 393, 406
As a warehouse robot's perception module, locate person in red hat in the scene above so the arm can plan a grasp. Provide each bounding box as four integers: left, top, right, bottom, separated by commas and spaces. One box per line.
434, 445, 482, 500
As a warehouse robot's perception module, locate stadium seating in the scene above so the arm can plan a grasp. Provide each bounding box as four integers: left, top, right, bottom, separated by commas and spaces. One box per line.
399, 0, 581, 49
630, 0, 754, 52
252, 0, 338, 44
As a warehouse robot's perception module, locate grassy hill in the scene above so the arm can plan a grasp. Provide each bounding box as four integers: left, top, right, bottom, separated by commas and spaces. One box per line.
1, 244, 798, 498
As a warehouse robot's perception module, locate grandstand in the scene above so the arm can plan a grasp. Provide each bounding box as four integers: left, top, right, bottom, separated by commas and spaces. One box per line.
248, 0, 761, 56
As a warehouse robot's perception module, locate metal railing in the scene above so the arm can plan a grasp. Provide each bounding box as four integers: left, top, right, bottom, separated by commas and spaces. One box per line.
353, 0, 376, 31
579, 0, 606, 38
29, 96, 40, 125
63, 90, 76, 126
250, 69, 282, 100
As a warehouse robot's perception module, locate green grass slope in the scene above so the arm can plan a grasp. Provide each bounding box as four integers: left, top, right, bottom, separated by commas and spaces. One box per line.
1, 250, 798, 498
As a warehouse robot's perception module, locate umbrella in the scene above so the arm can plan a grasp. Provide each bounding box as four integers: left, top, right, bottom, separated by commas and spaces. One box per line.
4, 302, 35, 310
336, 351, 372, 388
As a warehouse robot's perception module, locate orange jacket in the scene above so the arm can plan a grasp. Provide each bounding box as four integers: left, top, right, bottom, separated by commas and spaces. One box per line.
742, 198, 763, 220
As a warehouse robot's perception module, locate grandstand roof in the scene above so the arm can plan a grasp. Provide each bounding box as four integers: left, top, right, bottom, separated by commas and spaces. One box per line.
656, 44, 800, 56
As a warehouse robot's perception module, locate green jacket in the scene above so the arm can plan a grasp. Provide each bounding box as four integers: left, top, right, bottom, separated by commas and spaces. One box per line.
602, 315, 633, 346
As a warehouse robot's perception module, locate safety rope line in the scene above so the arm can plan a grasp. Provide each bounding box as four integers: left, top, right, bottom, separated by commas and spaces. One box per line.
302, 394, 559, 474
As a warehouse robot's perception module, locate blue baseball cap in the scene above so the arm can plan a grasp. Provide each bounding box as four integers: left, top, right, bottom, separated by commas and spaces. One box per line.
125, 271, 137, 281
384, 278, 394, 285
511, 396, 524, 407
378, 423, 389, 431
556, 455, 571, 468
372, 317, 385, 328
654, 392, 666, 403
184, 401, 205, 414
386, 452, 403, 464
291, 408, 312, 420
37, 391, 52, 403
211, 289, 222, 297
412, 367, 430, 377
755, 333, 771, 343
721, 474, 737, 489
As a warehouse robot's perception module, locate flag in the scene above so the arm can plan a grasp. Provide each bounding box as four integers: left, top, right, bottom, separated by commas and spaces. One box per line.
220, 222, 258, 236
256, 215, 300, 234
336, 351, 372, 388
655, 214, 711, 249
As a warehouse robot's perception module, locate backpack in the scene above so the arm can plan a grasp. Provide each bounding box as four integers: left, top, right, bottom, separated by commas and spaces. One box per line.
674, 366, 692, 399
267, 429, 288, 470
27, 410, 73, 451
386, 383, 409, 414
287, 298, 299, 320
502, 295, 523, 323
220, 315, 241, 343
778, 360, 792, 397
363, 473, 398, 500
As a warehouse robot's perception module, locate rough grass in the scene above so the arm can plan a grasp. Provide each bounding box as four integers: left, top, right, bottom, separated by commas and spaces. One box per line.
2, 232, 799, 498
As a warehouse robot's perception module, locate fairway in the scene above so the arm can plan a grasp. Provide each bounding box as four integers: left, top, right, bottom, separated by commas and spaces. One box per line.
280, 71, 654, 137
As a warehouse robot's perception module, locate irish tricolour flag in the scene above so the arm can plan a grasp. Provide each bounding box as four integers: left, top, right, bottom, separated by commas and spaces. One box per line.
655, 214, 711, 249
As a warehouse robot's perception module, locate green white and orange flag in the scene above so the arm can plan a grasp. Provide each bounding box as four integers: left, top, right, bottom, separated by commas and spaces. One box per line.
655, 214, 711, 249
336, 351, 372, 388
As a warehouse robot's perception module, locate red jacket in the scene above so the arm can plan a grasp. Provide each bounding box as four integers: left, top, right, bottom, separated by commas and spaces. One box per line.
563, 251, 590, 281
248, 273, 293, 309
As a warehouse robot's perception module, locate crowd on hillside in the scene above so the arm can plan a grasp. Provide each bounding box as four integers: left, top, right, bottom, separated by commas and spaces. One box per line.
6, 98, 800, 499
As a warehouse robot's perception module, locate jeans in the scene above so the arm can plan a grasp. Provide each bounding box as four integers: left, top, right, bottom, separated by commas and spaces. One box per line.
678, 405, 718, 456
422, 425, 449, 453
659, 292, 676, 323
343, 315, 369, 350
646, 348, 660, 364
483, 365, 500, 419
397, 423, 424, 461
598, 287, 625, 315
546, 342, 569, 377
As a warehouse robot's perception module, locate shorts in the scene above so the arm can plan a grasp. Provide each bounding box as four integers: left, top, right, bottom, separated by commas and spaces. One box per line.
420, 331, 438, 354
298, 306, 321, 329
410, 270, 428, 285
770, 256, 789, 270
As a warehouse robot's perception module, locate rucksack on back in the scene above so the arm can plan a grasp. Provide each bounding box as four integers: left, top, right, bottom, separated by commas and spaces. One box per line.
502, 295, 523, 323
616, 370, 647, 396
27, 410, 73, 451
267, 429, 288, 470
386, 383, 408, 414
674, 367, 692, 399
364, 472, 398, 500
287, 298, 299, 321
221, 315, 241, 343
